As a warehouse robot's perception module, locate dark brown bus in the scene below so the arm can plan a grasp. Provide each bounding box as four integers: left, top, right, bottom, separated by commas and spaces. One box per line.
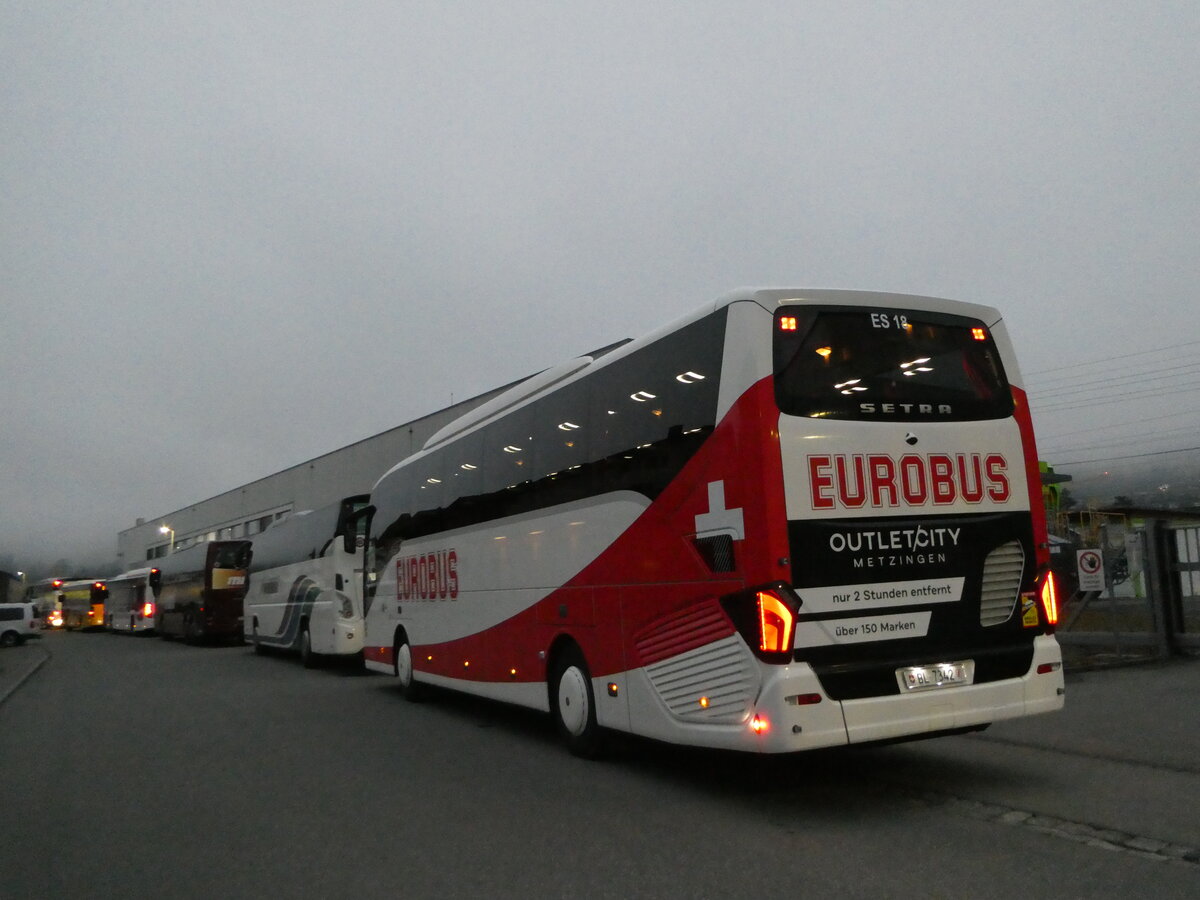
151, 540, 252, 643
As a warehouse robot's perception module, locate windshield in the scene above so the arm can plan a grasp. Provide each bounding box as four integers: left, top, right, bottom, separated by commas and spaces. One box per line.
773, 307, 1013, 421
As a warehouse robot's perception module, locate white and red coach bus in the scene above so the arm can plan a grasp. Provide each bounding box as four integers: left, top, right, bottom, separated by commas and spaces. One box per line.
362, 288, 1064, 755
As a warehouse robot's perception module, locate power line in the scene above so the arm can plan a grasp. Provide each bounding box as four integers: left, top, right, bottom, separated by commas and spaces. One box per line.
1034, 407, 1200, 435
1027, 362, 1200, 399
1040, 423, 1200, 456
1030, 373, 1200, 411
1025, 338, 1200, 378
1055, 446, 1200, 466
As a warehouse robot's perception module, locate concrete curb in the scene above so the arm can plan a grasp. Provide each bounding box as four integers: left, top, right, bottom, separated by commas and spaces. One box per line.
0, 643, 50, 707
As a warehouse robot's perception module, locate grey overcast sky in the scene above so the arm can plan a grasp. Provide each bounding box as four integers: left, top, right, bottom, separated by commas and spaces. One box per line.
3, 1, 1198, 573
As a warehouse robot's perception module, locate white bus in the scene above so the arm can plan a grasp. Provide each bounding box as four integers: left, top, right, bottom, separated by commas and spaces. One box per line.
244, 495, 373, 667
22, 577, 64, 627
363, 289, 1064, 755
104, 568, 158, 634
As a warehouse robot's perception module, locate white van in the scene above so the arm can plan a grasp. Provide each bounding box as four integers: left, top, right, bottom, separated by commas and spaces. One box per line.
0, 602, 41, 647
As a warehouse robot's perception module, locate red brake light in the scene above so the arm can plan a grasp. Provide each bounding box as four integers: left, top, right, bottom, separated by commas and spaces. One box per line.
142, 602, 155, 618
757, 591, 795, 653
779, 316, 798, 332
1040, 571, 1060, 626
971, 327, 987, 341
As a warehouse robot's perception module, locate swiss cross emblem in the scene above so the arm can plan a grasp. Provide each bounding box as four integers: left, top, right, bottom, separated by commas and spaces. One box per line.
694, 480, 745, 541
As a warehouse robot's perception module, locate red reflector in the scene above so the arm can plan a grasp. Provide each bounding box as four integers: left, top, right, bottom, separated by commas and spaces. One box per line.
1037, 663, 1061, 675
779, 316, 798, 332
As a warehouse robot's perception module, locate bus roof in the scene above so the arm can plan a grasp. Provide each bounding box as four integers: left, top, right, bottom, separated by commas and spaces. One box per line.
374, 287, 1007, 490
718, 287, 1003, 326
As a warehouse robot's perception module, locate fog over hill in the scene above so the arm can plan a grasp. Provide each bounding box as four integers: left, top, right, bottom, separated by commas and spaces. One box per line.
1056, 452, 1200, 512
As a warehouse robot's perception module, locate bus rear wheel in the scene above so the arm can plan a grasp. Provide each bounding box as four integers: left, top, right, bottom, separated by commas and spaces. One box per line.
251, 621, 267, 654
551, 646, 603, 758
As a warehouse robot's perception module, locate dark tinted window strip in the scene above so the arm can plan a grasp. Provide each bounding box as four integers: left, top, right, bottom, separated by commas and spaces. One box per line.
774, 306, 1013, 422
375, 309, 728, 551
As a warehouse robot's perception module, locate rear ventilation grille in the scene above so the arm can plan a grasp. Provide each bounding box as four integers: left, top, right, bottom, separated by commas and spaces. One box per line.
980, 541, 1024, 626
643, 636, 759, 724
694, 534, 736, 572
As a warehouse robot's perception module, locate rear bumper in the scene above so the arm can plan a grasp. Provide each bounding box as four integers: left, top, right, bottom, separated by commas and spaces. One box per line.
634, 634, 1065, 753
836, 634, 1064, 744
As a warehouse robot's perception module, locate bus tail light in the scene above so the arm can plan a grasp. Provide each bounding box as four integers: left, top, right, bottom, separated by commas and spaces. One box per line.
142, 602, 155, 619
1039, 570, 1060, 627
720, 583, 800, 661
757, 590, 795, 654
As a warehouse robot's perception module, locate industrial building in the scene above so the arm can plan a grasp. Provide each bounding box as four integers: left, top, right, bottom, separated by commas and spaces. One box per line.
115, 386, 511, 570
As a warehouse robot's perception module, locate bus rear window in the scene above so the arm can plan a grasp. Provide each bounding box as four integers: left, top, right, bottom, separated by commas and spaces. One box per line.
773, 307, 1013, 421
211, 545, 250, 569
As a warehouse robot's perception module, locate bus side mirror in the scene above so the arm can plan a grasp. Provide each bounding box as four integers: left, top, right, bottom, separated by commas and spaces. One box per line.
344, 505, 376, 554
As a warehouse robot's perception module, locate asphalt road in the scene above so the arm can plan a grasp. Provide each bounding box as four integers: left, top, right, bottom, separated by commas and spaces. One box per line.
1, 631, 1197, 899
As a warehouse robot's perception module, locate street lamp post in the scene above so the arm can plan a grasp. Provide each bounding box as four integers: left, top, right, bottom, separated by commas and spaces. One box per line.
159, 524, 175, 555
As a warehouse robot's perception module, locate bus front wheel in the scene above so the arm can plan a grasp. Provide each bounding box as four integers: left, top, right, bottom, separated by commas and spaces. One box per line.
551, 646, 603, 758
299, 626, 319, 669
394, 633, 425, 702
